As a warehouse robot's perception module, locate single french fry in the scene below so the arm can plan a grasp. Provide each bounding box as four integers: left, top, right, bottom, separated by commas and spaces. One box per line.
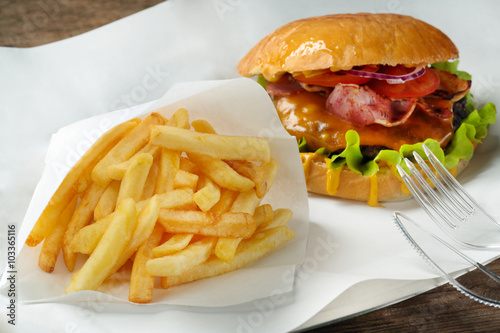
129, 223, 164, 303
107, 143, 160, 180
155, 188, 196, 210
152, 234, 193, 257
106, 163, 127, 181
147, 237, 216, 276
92, 112, 165, 187
193, 176, 221, 212
253, 204, 274, 228
166, 108, 190, 129
213, 238, 240, 264
116, 153, 153, 204
209, 188, 238, 214
38, 196, 78, 273
191, 119, 217, 134
134, 188, 195, 213
158, 210, 256, 238
141, 155, 160, 200
258, 208, 293, 231
229, 188, 261, 215
110, 195, 161, 275
162, 226, 295, 288
65, 198, 137, 293
262, 157, 279, 190
73, 177, 93, 195
178, 156, 199, 174
63, 182, 106, 272
26, 119, 139, 247
150, 126, 270, 162
155, 148, 180, 194
69, 213, 113, 255
188, 153, 254, 192
215, 188, 261, 263
94, 180, 120, 221
226, 160, 267, 199
173, 170, 199, 190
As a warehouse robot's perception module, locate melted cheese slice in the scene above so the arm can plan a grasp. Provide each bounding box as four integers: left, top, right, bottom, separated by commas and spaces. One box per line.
274, 91, 454, 153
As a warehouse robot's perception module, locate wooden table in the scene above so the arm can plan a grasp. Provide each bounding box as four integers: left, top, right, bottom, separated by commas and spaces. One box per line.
1, 1, 499, 331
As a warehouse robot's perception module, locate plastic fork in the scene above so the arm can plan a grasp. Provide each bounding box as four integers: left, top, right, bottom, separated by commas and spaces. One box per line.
396, 144, 500, 248
393, 212, 500, 308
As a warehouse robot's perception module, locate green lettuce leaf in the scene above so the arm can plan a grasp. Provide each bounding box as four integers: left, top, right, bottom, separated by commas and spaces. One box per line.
432, 60, 472, 80
444, 102, 496, 168
327, 130, 379, 176
257, 75, 267, 89
298, 137, 308, 152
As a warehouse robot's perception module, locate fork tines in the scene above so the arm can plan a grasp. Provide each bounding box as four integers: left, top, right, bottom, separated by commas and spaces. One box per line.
397, 145, 473, 229
396, 144, 500, 249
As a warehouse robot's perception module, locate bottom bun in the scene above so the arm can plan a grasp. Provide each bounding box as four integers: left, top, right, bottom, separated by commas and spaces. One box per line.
301, 152, 470, 205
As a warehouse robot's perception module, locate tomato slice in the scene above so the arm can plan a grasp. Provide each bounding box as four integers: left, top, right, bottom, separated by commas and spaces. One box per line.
294, 65, 379, 87
366, 65, 440, 98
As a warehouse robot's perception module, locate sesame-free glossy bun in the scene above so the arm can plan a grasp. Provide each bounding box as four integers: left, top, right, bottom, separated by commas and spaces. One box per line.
237, 13, 459, 81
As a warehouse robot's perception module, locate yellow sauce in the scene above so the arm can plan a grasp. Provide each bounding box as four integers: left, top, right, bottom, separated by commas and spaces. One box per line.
302, 152, 319, 180
389, 164, 411, 195
326, 165, 342, 195
367, 175, 382, 207
449, 165, 458, 178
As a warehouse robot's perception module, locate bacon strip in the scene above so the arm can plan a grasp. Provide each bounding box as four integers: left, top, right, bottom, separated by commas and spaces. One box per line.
326, 84, 417, 127
427, 68, 471, 102
266, 74, 304, 96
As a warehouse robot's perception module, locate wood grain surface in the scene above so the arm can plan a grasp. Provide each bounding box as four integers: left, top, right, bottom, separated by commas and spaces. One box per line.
1, 1, 499, 331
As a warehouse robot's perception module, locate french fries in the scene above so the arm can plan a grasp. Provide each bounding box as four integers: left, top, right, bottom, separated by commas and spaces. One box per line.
214, 188, 261, 263
38, 196, 78, 273
66, 198, 138, 293
94, 180, 120, 221
162, 226, 295, 288
147, 237, 217, 276
27, 108, 295, 303
62, 182, 106, 272
215, 159, 279, 263
92, 112, 166, 187
129, 223, 164, 303
26, 118, 139, 247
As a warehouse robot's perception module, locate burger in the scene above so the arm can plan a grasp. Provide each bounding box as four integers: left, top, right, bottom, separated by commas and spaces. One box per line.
237, 13, 496, 206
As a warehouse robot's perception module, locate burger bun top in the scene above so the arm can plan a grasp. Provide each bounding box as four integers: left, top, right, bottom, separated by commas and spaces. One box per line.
237, 13, 459, 81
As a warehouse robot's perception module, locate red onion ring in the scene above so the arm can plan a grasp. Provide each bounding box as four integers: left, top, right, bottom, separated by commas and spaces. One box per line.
344, 66, 426, 84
